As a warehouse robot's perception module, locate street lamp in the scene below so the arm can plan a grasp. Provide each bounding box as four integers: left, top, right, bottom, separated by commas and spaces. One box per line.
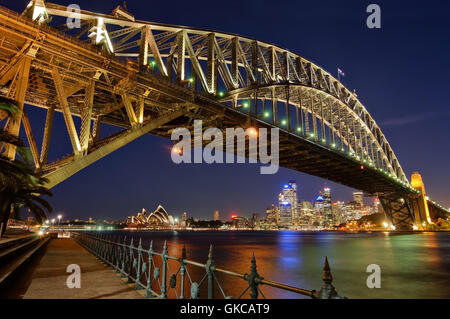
57, 214, 62, 225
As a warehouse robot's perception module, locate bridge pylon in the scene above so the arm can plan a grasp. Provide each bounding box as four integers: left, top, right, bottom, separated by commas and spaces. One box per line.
410, 172, 432, 229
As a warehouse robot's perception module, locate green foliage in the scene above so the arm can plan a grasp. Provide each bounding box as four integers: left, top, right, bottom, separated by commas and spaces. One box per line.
0, 98, 52, 228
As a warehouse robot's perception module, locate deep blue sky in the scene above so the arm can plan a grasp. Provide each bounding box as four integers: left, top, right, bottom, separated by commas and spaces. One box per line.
2, 0, 450, 221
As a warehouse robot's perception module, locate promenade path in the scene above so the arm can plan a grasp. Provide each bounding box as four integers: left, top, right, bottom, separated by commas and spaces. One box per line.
23, 238, 144, 299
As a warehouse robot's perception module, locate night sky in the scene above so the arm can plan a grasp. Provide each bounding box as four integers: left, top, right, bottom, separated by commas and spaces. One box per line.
2, 0, 449, 221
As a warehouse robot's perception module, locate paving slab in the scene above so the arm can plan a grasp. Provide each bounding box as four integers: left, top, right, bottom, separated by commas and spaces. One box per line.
23, 238, 144, 299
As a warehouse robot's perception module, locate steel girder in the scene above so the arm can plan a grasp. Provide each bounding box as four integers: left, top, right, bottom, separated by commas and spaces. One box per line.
32, 2, 406, 182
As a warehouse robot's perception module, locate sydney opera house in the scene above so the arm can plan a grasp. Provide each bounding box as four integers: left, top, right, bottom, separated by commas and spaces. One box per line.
125, 205, 175, 228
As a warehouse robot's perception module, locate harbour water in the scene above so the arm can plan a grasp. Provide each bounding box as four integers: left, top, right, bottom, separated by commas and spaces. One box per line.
110, 230, 450, 299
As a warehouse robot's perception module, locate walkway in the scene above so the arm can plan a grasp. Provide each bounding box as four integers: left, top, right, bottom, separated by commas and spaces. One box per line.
23, 238, 144, 299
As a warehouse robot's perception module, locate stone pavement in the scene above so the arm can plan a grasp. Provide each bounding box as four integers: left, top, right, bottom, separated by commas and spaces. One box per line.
23, 238, 144, 299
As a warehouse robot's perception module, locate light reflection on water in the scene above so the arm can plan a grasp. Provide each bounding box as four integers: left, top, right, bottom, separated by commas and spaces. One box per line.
108, 230, 450, 299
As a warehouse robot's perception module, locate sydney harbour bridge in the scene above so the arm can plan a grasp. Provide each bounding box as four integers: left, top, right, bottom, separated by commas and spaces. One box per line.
0, 1, 448, 230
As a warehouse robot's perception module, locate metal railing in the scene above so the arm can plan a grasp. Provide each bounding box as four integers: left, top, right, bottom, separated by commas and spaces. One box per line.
71, 231, 346, 299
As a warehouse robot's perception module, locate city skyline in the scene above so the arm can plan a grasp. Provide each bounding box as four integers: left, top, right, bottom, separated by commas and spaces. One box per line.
48, 181, 376, 222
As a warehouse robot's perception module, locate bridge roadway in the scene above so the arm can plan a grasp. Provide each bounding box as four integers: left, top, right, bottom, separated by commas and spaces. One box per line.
23, 238, 144, 299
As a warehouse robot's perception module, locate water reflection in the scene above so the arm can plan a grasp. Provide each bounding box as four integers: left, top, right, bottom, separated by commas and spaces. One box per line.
108, 230, 450, 298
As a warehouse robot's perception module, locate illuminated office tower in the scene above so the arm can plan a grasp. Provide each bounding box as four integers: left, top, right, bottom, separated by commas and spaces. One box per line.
278, 201, 293, 227
321, 187, 333, 227
299, 201, 314, 225
278, 181, 298, 225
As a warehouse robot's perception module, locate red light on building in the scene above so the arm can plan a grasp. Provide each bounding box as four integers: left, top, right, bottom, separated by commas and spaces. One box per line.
231, 214, 238, 219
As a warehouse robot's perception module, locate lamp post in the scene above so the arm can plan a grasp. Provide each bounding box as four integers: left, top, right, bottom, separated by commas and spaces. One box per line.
57, 214, 62, 225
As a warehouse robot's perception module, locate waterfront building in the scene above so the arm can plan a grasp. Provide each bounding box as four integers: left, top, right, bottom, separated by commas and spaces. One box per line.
279, 201, 293, 227
332, 201, 346, 225
266, 204, 279, 225
233, 216, 249, 229
343, 201, 362, 221
298, 201, 314, 226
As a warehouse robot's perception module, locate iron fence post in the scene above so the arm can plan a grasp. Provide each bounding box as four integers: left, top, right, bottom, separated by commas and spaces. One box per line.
244, 253, 263, 299
179, 245, 186, 299
120, 236, 127, 278
145, 240, 154, 298
161, 240, 168, 299
317, 256, 345, 299
135, 238, 143, 290
206, 245, 215, 299
128, 238, 134, 283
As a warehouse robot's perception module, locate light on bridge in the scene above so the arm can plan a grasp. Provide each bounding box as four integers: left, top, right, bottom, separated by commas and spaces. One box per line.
248, 128, 258, 136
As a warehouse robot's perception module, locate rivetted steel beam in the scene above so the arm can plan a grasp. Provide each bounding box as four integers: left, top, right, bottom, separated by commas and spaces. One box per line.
5, 56, 31, 159
51, 66, 82, 155
22, 108, 40, 168
40, 106, 55, 165
80, 79, 95, 153
43, 109, 184, 188
121, 93, 138, 127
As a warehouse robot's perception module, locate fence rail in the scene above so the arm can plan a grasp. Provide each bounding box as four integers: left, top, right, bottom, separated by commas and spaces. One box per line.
71, 231, 346, 299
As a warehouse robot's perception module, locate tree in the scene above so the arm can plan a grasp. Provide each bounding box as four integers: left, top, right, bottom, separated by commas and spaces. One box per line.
0, 97, 53, 237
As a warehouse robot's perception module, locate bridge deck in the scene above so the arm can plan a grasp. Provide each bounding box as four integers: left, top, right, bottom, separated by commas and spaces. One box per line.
23, 238, 144, 299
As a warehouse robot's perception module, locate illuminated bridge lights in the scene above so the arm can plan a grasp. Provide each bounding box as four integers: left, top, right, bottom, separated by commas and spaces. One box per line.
264, 111, 270, 118
281, 119, 287, 126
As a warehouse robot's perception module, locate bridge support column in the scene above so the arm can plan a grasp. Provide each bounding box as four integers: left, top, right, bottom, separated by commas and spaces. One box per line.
379, 196, 415, 230
411, 172, 432, 228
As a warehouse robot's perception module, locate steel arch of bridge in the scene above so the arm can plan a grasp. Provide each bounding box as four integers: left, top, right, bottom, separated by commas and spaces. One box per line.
40, 1, 406, 184
0, 2, 449, 228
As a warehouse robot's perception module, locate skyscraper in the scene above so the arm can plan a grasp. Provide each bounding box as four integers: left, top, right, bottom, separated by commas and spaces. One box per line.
278, 181, 298, 225
213, 210, 220, 221
279, 201, 293, 226
321, 187, 333, 227
298, 200, 314, 226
